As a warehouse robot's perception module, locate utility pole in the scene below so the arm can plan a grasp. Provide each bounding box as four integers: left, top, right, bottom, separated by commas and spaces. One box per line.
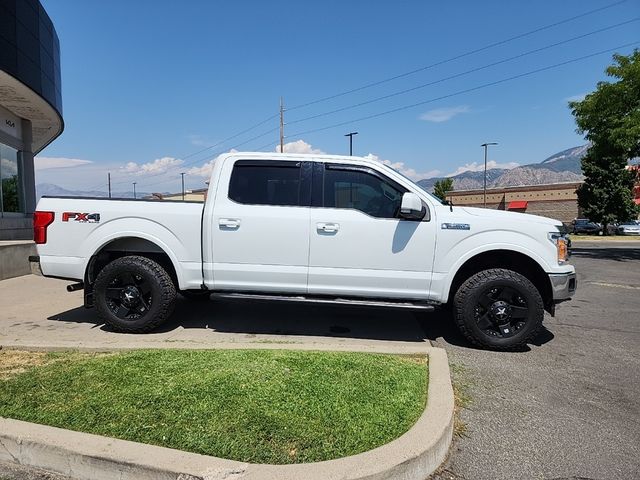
481, 142, 498, 208
132, 181, 137, 199
279, 97, 285, 153
108, 172, 111, 199
345, 132, 358, 156
180, 172, 185, 201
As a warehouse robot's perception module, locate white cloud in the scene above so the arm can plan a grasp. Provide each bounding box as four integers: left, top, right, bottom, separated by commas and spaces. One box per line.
189, 140, 324, 177
188, 134, 209, 147
188, 160, 216, 178
564, 93, 586, 103
1, 158, 18, 176
446, 160, 520, 177
34, 156, 93, 170
120, 156, 184, 175
187, 149, 239, 178
419, 105, 470, 123
274, 140, 325, 154
364, 153, 440, 181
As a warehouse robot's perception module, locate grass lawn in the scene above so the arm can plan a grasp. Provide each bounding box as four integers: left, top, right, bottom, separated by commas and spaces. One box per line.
0, 349, 427, 464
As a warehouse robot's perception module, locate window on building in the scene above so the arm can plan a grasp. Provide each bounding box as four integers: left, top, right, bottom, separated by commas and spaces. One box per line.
323, 167, 406, 218
229, 161, 301, 206
0, 144, 21, 214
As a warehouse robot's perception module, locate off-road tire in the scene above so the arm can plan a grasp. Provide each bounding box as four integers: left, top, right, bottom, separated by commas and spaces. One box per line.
453, 268, 544, 351
94, 255, 176, 333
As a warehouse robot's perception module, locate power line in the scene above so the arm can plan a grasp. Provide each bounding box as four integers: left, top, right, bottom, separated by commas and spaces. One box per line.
107, 125, 279, 189
287, 0, 630, 111
179, 112, 278, 161
136, 126, 281, 190
287, 18, 640, 126
287, 41, 640, 138
96, 0, 633, 192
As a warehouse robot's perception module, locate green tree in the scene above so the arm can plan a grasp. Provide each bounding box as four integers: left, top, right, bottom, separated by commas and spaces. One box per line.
433, 178, 454, 201
1, 175, 20, 212
569, 50, 640, 231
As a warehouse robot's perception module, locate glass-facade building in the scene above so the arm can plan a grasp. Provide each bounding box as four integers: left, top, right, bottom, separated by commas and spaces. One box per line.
0, 0, 63, 239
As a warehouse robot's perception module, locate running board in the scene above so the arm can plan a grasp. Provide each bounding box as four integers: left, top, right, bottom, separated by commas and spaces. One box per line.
211, 292, 436, 310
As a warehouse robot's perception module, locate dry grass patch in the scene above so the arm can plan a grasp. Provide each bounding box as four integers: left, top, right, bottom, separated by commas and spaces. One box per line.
0, 350, 51, 380
0, 350, 109, 380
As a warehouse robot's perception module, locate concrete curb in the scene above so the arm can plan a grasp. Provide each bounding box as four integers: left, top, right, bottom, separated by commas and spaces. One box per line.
0, 241, 35, 281
0, 348, 454, 480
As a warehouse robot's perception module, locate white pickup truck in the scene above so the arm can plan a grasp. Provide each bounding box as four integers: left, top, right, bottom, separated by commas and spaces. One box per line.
30, 152, 576, 350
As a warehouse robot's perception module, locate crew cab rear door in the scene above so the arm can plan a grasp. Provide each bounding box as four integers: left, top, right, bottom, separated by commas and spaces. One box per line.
307, 162, 436, 299
210, 158, 311, 293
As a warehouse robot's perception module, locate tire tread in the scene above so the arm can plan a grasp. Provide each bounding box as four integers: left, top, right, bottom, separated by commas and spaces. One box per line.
453, 268, 544, 351
94, 255, 176, 333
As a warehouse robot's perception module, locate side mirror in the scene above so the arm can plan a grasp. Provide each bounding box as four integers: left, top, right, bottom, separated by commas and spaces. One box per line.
399, 192, 425, 220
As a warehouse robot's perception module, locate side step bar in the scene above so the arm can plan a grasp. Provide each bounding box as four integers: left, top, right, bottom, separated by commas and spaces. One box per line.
211, 292, 436, 311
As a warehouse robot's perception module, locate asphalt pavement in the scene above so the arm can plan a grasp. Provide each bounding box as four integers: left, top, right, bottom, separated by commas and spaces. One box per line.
1, 242, 639, 480
428, 243, 640, 480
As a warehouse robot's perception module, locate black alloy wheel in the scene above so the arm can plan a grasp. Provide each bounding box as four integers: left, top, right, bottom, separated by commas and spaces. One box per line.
453, 268, 544, 350
94, 255, 176, 333
105, 272, 153, 320
474, 285, 529, 338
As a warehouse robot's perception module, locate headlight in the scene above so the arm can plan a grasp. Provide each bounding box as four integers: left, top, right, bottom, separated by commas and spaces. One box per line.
548, 232, 569, 264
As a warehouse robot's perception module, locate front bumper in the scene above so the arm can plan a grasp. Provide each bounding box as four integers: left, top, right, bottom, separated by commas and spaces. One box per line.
29, 255, 43, 276
549, 272, 577, 301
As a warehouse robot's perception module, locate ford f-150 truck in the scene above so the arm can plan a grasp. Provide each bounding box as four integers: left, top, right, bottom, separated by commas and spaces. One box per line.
30, 152, 576, 350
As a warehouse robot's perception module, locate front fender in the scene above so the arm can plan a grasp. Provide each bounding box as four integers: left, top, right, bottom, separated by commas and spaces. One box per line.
432, 229, 563, 303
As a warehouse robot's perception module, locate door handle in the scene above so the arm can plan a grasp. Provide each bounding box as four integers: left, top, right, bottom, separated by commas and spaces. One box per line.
317, 222, 339, 233
219, 218, 240, 229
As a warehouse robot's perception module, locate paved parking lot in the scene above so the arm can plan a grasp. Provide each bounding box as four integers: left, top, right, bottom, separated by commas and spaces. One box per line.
1, 242, 639, 479
431, 243, 640, 480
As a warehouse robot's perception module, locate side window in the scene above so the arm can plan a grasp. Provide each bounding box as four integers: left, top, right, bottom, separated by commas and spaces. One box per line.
229, 162, 301, 206
323, 167, 406, 218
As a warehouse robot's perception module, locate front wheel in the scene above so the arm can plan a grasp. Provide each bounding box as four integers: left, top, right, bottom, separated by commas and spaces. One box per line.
453, 268, 544, 350
94, 255, 176, 333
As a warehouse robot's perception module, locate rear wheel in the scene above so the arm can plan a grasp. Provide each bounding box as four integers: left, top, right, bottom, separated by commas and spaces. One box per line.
94, 255, 176, 333
453, 268, 544, 350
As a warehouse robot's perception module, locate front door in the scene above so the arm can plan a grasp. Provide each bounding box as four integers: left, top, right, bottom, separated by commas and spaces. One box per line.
211, 159, 311, 293
308, 162, 436, 299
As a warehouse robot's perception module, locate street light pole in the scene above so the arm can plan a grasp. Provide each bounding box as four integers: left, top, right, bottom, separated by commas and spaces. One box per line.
180, 172, 185, 201
481, 142, 498, 208
345, 132, 358, 156
132, 182, 137, 199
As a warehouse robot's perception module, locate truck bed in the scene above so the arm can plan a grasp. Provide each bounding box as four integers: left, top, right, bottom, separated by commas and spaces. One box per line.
35, 196, 204, 286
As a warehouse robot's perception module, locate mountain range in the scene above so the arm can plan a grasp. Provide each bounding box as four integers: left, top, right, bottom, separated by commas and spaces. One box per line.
36, 183, 157, 200
417, 144, 587, 192
36, 145, 589, 199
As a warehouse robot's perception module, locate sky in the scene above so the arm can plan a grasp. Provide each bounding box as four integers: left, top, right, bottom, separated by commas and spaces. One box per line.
35, 0, 640, 194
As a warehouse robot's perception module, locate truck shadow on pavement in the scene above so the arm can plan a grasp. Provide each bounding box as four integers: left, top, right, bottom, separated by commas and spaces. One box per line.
47, 297, 554, 351
570, 247, 640, 261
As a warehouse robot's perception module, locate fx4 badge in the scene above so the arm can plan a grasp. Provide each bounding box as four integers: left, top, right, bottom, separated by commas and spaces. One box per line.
62, 212, 100, 223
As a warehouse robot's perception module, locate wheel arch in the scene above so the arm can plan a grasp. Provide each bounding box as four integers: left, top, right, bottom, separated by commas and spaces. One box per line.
446, 249, 553, 313
85, 237, 179, 292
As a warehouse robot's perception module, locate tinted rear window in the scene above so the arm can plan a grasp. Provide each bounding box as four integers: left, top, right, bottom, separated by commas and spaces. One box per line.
229, 163, 301, 206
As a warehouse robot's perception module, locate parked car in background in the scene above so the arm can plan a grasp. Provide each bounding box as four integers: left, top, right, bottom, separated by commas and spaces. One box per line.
617, 221, 640, 236
571, 218, 602, 235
